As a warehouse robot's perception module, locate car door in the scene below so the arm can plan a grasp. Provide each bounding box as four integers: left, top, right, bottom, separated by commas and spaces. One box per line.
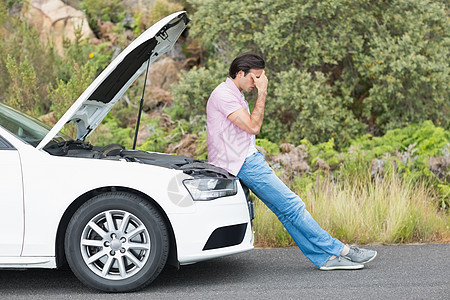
0, 134, 24, 256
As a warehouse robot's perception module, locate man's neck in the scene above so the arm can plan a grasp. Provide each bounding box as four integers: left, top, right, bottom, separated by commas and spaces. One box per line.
230, 77, 242, 92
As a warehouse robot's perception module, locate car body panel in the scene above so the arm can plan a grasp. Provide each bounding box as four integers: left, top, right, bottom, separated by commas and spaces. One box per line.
1, 126, 253, 260
0, 11, 254, 291
0, 257, 56, 269
0, 140, 23, 256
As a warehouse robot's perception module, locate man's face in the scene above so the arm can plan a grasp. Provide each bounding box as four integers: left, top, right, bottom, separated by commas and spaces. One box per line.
235, 68, 264, 92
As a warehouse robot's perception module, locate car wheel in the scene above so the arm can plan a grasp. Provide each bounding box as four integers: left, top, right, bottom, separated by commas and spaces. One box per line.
65, 192, 169, 292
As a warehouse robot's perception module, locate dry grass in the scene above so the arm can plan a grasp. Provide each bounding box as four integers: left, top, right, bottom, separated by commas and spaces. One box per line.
253, 173, 449, 247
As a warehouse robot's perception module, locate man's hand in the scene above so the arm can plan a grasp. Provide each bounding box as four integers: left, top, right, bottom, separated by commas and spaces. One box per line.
228, 70, 268, 135
250, 70, 268, 94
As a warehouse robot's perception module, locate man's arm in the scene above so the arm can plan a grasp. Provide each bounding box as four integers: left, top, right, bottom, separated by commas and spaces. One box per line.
228, 71, 268, 135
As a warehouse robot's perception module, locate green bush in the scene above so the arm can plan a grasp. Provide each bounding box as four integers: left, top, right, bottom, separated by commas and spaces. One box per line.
254, 122, 449, 246
185, 0, 449, 146
48, 62, 97, 120
0, 4, 114, 119
267, 69, 364, 147
300, 121, 450, 209
148, 0, 184, 26
0, 16, 59, 115
79, 0, 125, 36
5, 55, 39, 115
256, 138, 279, 155
169, 59, 228, 121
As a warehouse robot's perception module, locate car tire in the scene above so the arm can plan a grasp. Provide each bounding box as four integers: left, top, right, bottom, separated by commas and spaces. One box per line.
65, 192, 169, 292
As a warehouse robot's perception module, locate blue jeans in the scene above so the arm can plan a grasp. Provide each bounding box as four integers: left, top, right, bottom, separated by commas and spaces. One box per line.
237, 152, 344, 267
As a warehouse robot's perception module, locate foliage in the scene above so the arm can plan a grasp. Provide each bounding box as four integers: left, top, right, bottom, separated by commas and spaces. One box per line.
194, 131, 208, 160
268, 69, 364, 147
293, 122, 449, 209
90, 114, 135, 147
148, 0, 184, 26
301, 138, 341, 168
48, 62, 97, 119
5, 55, 39, 115
255, 138, 279, 155
0, 16, 60, 115
139, 117, 175, 153
169, 59, 228, 121
59, 24, 112, 79
255, 172, 449, 247
297, 171, 449, 244
185, 0, 449, 146
254, 122, 450, 247
79, 0, 125, 36
1, 0, 448, 246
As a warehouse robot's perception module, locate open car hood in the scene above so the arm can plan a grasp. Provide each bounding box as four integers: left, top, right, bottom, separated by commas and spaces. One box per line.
37, 11, 188, 150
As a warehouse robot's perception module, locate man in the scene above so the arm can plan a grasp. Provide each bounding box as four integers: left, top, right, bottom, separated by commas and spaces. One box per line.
206, 52, 377, 270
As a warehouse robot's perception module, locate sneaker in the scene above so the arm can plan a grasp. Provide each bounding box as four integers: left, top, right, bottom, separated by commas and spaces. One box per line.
319, 256, 364, 271
344, 246, 377, 264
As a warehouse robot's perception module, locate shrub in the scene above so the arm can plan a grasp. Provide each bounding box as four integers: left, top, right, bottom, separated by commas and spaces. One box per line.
79, 0, 125, 36
185, 0, 449, 146
5, 55, 39, 115
0, 16, 59, 115
254, 122, 450, 247
48, 61, 97, 120
148, 0, 184, 26
170, 59, 228, 121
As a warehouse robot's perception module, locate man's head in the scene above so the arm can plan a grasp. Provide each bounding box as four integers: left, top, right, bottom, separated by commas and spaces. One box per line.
229, 53, 265, 92
229, 52, 265, 79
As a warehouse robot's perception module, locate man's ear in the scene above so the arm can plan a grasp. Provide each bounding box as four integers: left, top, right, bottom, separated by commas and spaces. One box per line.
237, 70, 244, 78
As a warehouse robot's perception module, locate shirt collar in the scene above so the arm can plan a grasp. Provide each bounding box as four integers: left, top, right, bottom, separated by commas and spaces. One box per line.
225, 78, 244, 99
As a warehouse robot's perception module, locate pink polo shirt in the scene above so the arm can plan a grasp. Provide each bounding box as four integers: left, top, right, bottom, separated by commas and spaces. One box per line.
206, 78, 251, 175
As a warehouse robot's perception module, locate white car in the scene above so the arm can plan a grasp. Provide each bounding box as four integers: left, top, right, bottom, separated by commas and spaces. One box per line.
0, 11, 254, 292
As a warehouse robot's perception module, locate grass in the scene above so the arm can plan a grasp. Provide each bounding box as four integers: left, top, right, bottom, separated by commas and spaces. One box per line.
252, 171, 450, 248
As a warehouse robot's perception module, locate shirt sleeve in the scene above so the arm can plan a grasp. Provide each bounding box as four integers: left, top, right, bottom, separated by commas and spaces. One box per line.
213, 90, 244, 117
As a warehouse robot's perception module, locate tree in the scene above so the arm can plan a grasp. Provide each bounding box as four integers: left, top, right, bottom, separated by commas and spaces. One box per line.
174, 0, 449, 148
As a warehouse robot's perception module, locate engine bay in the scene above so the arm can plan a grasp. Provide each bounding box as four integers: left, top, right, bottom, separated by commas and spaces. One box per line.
44, 140, 233, 179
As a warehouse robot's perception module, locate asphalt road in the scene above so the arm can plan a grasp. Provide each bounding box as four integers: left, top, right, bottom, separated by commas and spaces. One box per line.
1, 244, 449, 299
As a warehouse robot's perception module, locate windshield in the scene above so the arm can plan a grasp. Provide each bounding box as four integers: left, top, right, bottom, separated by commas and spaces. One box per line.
0, 103, 71, 147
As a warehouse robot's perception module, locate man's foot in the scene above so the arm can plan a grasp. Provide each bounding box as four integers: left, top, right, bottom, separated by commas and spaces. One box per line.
319, 256, 364, 271
344, 246, 377, 264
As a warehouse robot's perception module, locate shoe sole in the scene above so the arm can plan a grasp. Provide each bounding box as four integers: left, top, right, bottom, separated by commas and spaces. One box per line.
363, 251, 377, 264
319, 264, 364, 271
359, 251, 378, 264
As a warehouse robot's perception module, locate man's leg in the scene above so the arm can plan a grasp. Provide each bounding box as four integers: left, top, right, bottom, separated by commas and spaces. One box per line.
238, 152, 345, 267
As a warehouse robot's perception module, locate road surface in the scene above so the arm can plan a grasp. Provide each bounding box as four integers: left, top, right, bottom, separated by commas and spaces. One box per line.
1, 244, 449, 299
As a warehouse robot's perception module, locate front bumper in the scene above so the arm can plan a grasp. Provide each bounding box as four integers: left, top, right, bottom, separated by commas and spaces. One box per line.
170, 182, 254, 265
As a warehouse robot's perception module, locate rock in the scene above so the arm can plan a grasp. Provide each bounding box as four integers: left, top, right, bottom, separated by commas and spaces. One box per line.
280, 143, 295, 153
143, 87, 173, 112
315, 158, 330, 172
429, 155, 449, 180
270, 143, 310, 175
166, 134, 198, 157
147, 56, 182, 90
97, 20, 115, 38
23, 0, 94, 55
371, 158, 385, 178
182, 39, 204, 68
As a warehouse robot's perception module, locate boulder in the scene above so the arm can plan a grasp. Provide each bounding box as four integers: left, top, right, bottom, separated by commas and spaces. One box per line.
166, 134, 198, 157
147, 56, 182, 91
143, 87, 173, 112
23, 0, 94, 55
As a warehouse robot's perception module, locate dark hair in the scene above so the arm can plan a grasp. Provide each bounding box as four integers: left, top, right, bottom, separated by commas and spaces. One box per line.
229, 52, 265, 79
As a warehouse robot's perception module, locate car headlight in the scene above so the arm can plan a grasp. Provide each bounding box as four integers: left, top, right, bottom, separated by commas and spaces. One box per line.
183, 178, 238, 201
